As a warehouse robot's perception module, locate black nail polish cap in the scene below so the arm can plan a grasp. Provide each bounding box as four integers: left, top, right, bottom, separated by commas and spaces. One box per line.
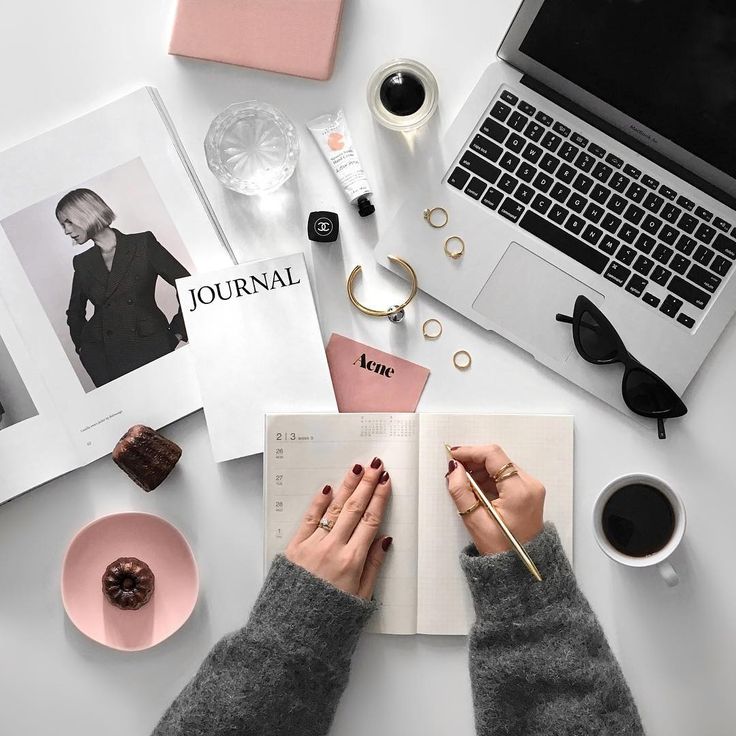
356, 195, 375, 217
307, 211, 339, 242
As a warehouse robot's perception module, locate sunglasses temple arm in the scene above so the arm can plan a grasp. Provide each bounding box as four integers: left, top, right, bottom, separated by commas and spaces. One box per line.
556, 314, 574, 324
657, 417, 666, 440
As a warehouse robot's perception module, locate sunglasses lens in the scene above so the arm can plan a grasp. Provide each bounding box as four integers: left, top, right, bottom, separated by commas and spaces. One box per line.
624, 367, 681, 415
577, 310, 619, 362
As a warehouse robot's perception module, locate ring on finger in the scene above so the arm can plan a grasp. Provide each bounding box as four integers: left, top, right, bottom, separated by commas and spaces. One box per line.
458, 497, 481, 516
492, 462, 518, 483
318, 516, 335, 532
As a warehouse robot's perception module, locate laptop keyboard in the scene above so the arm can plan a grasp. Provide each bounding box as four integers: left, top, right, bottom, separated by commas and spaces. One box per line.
446, 87, 736, 330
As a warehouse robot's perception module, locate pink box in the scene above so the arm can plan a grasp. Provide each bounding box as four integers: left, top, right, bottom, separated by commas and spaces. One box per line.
169, 0, 345, 81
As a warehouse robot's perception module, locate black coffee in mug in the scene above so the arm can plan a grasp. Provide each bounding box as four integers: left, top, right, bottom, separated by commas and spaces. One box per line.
602, 483, 676, 557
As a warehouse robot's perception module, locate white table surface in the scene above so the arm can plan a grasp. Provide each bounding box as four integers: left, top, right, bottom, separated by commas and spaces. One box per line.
1, 1, 734, 734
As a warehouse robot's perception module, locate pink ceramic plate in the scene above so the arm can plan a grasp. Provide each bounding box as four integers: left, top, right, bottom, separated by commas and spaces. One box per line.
61, 512, 199, 651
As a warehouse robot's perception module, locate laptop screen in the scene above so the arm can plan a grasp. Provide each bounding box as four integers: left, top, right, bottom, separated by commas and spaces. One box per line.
518, 0, 736, 181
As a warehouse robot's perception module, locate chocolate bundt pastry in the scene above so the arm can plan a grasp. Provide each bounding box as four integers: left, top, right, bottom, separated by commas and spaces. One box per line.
112, 424, 182, 492
102, 557, 155, 610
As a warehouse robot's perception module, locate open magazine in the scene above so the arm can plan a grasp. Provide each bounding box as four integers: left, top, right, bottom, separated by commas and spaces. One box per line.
0, 88, 233, 502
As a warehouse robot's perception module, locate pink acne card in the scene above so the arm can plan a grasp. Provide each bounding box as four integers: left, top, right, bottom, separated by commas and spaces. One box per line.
326, 334, 430, 413
169, 0, 345, 81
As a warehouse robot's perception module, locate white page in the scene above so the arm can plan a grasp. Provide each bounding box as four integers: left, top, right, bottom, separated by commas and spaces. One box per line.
0, 88, 231, 486
179, 255, 337, 462
416, 414, 574, 635
264, 414, 419, 634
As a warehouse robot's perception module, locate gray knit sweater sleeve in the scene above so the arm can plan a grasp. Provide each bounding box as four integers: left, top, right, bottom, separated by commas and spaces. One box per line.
151, 555, 376, 736
461, 522, 645, 736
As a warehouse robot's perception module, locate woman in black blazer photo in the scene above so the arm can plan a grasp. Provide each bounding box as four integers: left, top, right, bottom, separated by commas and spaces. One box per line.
56, 188, 191, 388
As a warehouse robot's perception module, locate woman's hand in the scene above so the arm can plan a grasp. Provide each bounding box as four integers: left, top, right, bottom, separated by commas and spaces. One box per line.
285, 458, 393, 599
446, 444, 545, 555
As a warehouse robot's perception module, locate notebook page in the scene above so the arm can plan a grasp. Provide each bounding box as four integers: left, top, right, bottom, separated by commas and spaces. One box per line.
264, 413, 420, 634
416, 414, 574, 635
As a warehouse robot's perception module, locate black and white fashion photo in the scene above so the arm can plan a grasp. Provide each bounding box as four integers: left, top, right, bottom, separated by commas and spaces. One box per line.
0, 334, 37, 432
1, 158, 196, 392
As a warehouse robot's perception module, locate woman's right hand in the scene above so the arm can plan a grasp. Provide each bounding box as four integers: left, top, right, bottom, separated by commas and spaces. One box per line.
446, 444, 545, 555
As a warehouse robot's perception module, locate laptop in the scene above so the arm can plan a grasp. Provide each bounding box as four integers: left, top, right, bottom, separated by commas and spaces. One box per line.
375, 0, 736, 430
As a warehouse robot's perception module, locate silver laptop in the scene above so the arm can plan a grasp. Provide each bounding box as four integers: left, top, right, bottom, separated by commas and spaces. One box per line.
375, 0, 736, 434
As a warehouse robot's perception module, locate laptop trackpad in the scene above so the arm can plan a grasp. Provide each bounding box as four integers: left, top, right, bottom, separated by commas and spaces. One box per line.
472, 242, 604, 362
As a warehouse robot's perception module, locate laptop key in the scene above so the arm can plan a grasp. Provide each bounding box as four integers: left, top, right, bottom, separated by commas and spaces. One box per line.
659, 225, 679, 246
518, 101, 536, 115
559, 143, 578, 162
659, 185, 677, 200
651, 266, 672, 286
541, 131, 562, 152
568, 194, 587, 213
605, 153, 624, 169
549, 204, 569, 224
582, 224, 603, 245
464, 177, 486, 200
711, 255, 732, 277
626, 183, 647, 202
572, 173, 594, 194
712, 233, 736, 259
608, 194, 627, 214
677, 313, 695, 328
575, 152, 596, 172
557, 163, 576, 184
677, 195, 695, 211
623, 164, 641, 179
599, 235, 620, 255
553, 121, 571, 137
518, 210, 608, 274
641, 214, 662, 235
571, 132, 589, 147
590, 184, 611, 204
618, 224, 639, 244
616, 245, 637, 265
550, 182, 571, 203
481, 188, 503, 210
604, 261, 631, 286
535, 111, 554, 127
491, 100, 512, 122
448, 167, 471, 190
499, 151, 520, 172
480, 118, 509, 144
524, 122, 545, 142
668, 275, 711, 309
530, 193, 552, 214
588, 142, 606, 158
515, 184, 535, 204
694, 245, 714, 266
592, 162, 613, 183
676, 234, 697, 255
601, 213, 622, 234
610, 173, 630, 192
643, 292, 661, 307
471, 134, 503, 162
521, 143, 543, 163
635, 233, 656, 254
539, 153, 561, 174
687, 263, 721, 293
498, 173, 518, 193
652, 243, 674, 264
671, 254, 690, 274
517, 162, 537, 182
498, 197, 525, 223
532, 172, 554, 193
583, 203, 604, 223
624, 204, 645, 225
661, 203, 681, 223
695, 206, 713, 222
506, 132, 525, 153
500, 90, 518, 105
626, 274, 648, 297
643, 192, 665, 213
660, 295, 683, 318
678, 213, 698, 234
694, 223, 716, 245
565, 214, 586, 235
714, 217, 732, 233
508, 111, 528, 132
642, 175, 659, 189
460, 151, 501, 184
633, 255, 654, 276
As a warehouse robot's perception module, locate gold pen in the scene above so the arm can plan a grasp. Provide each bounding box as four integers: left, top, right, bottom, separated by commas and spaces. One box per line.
444, 444, 542, 582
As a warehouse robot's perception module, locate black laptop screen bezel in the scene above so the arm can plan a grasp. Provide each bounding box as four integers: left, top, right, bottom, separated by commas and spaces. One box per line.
497, 0, 736, 203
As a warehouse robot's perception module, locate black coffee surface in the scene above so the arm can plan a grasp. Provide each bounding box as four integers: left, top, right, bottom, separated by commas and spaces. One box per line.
602, 483, 675, 557
379, 71, 425, 116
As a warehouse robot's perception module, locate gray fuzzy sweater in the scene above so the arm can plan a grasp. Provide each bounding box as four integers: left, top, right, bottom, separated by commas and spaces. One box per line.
152, 524, 644, 735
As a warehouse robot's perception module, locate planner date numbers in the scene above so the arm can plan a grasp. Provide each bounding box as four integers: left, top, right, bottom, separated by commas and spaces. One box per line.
274, 432, 314, 441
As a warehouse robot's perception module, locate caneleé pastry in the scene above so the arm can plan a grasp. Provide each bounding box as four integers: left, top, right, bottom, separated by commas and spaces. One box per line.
102, 557, 155, 610
112, 424, 182, 492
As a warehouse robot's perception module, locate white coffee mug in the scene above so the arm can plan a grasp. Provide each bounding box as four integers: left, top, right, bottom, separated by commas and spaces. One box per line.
593, 473, 686, 586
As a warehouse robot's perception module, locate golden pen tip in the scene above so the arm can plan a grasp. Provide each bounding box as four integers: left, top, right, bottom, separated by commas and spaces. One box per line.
444, 443, 453, 457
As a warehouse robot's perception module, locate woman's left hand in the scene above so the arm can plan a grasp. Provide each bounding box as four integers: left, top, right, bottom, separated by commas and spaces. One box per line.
285, 458, 393, 599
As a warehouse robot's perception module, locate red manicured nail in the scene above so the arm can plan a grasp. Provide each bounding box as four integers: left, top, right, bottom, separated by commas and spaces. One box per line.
371, 457, 382, 469
450, 446, 460, 450
322, 485, 331, 495
381, 536, 393, 551
447, 460, 457, 475
379, 471, 390, 484
353, 464, 363, 475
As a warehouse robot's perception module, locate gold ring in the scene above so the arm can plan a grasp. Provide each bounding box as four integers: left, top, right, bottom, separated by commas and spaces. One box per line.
422, 318, 443, 339
318, 517, 334, 532
492, 462, 518, 483
453, 350, 472, 370
444, 236, 465, 259
423, 206, 448, 228
347, 256, 418, 319
458, 498, 481, 516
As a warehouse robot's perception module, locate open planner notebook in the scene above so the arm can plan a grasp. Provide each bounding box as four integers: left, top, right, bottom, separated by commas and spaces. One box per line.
264, 413, 574, 635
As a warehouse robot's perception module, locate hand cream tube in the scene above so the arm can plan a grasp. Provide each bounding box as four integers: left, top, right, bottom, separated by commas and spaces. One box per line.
307, 110, 375, 217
